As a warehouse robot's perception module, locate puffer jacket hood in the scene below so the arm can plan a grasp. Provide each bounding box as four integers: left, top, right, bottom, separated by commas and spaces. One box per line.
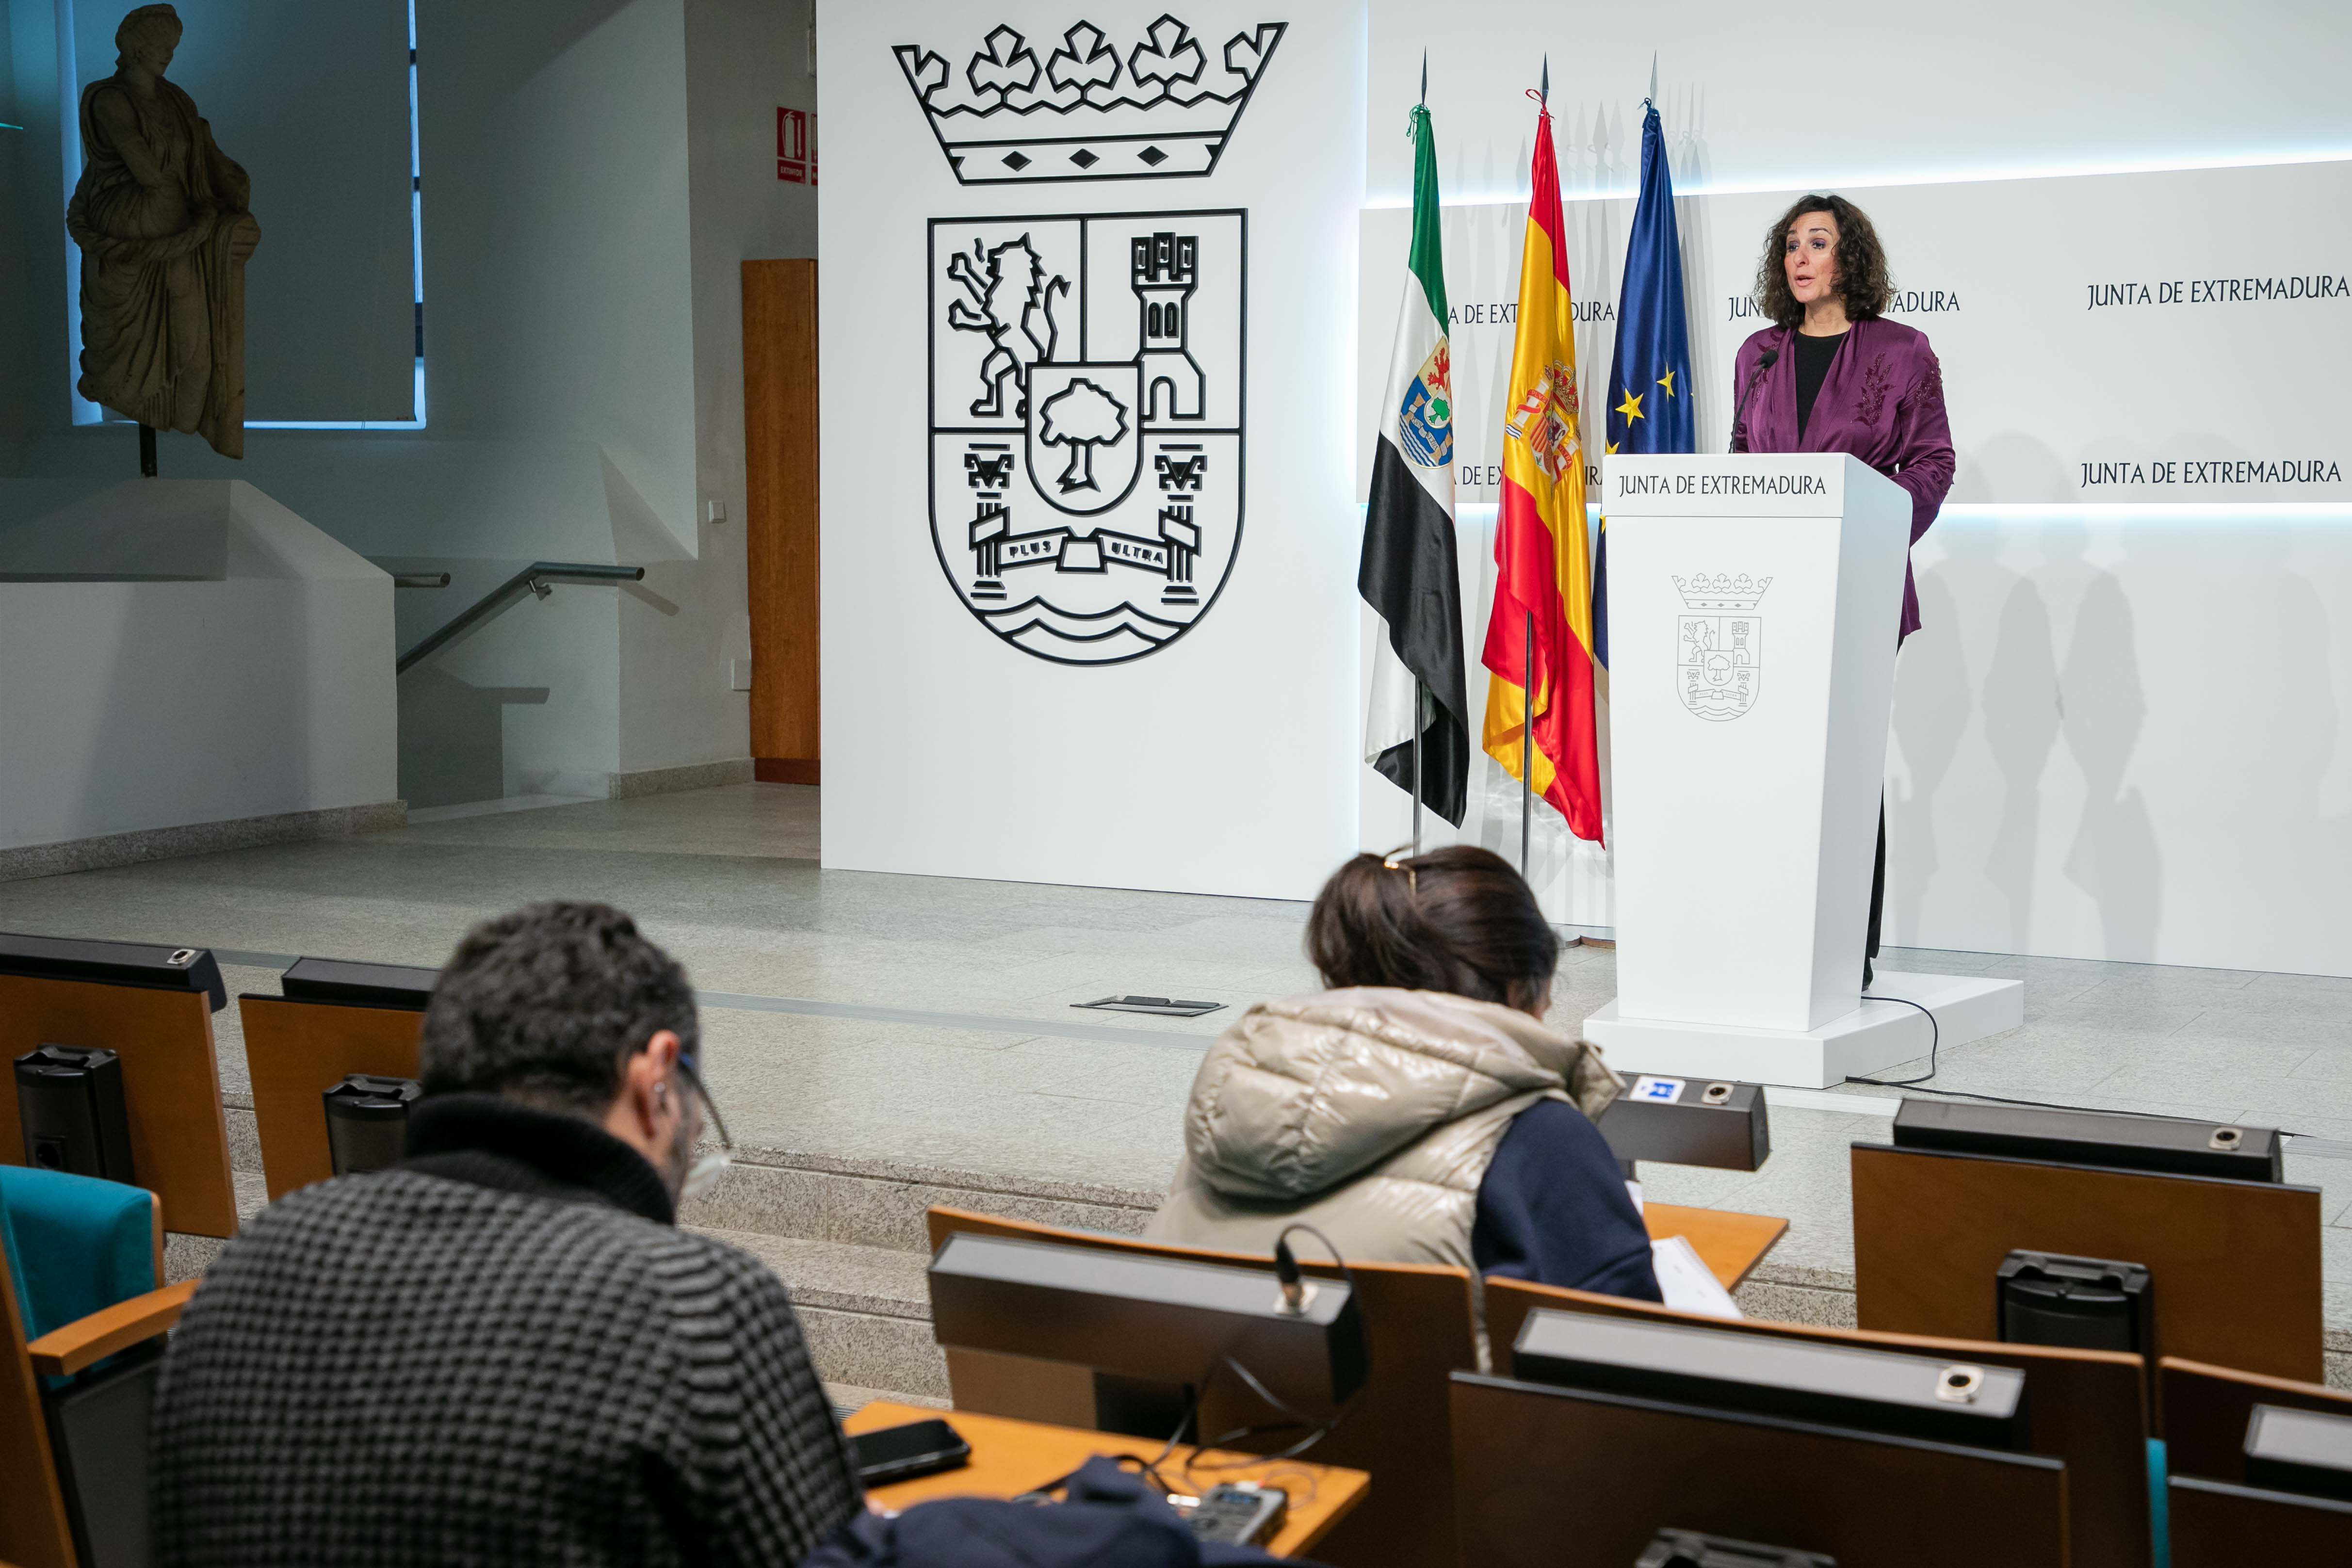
1180, 986, 1621, 1203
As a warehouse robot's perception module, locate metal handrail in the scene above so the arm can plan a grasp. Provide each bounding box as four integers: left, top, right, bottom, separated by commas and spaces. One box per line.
392, 572, 451, 588
395, 561, 646, 674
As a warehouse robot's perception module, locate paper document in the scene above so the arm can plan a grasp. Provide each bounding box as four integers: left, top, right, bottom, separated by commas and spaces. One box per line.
1650, 1234, 1743, 1319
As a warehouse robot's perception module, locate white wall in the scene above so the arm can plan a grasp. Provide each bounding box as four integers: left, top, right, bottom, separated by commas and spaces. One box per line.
1894, 514, 2352, 977
0, 481, 397, 848
0, 0, 807, 810
818, 0, 1368, 899
1368, 0, 2352, 206
627, 0, 817, 777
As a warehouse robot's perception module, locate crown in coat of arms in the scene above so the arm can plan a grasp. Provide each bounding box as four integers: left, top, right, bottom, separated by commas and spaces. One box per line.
1675, 572, 1771, 610
894, 15, 1287, 186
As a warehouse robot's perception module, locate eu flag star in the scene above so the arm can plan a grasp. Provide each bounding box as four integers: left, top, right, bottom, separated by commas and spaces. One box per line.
1656, 368, 1677, 398
1615, 388, 1644, 423
1606, 440, 1619, 455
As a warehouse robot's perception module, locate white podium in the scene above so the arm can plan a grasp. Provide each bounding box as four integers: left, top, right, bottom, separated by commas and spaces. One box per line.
1582, 455, 2021, 1088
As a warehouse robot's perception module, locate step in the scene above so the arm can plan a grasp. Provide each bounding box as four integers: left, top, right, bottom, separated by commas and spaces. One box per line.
698, 1229, 948, 1401
680, 1147, 1161, 1254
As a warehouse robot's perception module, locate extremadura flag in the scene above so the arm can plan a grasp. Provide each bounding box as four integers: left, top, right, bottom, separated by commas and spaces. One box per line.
1596, 97, 1695, 667
1360, 102, 1468, 826
1478, 96, 1603, 843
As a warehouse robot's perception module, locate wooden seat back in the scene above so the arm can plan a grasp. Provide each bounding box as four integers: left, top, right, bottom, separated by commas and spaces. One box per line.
1485, 1274, 2149, 1568
2156, 1355, 2352, 1483
0, 974, 235, 1238
2168, 1474, 2352, 1560
237, 995, 423, 1200
1851, 1141, 2324, 1380
924, 1206, 1477, 1568
0, 1255, 75, 1568
1451, 1369, 2070, 1568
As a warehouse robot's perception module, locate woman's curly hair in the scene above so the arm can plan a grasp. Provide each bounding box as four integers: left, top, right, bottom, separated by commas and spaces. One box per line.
1753, 194, 1893, 329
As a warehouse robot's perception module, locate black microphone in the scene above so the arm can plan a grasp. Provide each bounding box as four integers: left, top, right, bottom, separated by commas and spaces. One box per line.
1728, 346, 1779, 453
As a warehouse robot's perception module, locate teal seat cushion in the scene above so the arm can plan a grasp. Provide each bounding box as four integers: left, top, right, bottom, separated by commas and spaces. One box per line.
0, 1165, 155, 1342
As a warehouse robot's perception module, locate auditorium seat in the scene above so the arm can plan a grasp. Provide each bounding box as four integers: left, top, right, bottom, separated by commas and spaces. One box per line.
925, 1205, 1477, 1568
0, 955, 238, 1241
0, 1166, 197, 1568
238, 986, 425, 1199
1482, 1274, 2151, 1568
2156, 1356, 2352, 1483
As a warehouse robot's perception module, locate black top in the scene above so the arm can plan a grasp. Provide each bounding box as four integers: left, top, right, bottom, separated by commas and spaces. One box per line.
402, 1092, 679, 1222
1471, 1099, 1664, 1301
1792, 327, 1847, 442
151, 1095, 862, 1568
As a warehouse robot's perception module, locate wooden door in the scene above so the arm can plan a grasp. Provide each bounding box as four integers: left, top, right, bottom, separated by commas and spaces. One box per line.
743, 259, 820, 783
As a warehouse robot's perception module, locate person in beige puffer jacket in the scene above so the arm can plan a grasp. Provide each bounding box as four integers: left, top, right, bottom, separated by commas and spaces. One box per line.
1146, 846, 1661, 1301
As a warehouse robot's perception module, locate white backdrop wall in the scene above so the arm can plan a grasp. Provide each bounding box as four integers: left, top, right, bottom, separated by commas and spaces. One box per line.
817, 0, 1368, 898
1349, 6, 2352, 972
1367, 0, 2352, 208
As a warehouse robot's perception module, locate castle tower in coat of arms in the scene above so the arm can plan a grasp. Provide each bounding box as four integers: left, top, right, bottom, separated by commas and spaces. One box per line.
1134, 232, 1203, 420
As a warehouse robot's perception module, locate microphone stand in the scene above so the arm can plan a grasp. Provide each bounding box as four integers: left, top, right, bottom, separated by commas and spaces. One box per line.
1727, 347, 1779, 454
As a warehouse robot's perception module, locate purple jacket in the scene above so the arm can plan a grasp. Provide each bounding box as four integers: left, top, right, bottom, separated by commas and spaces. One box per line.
1730, 316, 1954, 641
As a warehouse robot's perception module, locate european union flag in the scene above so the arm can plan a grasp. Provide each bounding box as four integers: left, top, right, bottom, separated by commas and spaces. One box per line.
1595, 99, 1694, 668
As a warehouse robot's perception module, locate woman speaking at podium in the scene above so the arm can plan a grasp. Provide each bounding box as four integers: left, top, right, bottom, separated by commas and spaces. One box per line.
1729, 195, 1954, 986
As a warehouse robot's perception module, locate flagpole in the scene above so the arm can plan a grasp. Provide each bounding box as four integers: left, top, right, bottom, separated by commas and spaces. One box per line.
1411, 49, 1427, 861
1521, 612, 1533, 879
1411, 679, 1425, 855
1522, 55, 1545, 886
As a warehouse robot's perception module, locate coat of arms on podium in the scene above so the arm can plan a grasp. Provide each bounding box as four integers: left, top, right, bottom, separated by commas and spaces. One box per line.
928, 210, 1245, 664
1674, 573, 1769, 721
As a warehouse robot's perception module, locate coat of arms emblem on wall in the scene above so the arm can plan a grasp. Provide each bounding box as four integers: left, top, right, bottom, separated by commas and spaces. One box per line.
894, 17, 1286, 185
928, 212, 1246, 664
1675, 573, 1769, 720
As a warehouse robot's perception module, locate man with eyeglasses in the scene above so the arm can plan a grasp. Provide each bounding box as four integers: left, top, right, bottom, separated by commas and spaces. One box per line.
152, 901, 862, 1568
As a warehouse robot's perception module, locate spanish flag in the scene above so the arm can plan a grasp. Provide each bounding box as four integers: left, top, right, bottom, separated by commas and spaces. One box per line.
1479, 98, 1603, 844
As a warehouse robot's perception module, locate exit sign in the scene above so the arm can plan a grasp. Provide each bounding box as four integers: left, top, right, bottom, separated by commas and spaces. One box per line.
777, 108, 815, 184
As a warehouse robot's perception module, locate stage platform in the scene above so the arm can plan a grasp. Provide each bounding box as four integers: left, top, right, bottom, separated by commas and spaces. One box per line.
0, 782, 2345, 1399
1584, 968, 2027, 1089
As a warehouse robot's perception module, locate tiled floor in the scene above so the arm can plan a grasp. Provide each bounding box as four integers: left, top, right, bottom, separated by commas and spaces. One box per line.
7, 782, 2349, 1333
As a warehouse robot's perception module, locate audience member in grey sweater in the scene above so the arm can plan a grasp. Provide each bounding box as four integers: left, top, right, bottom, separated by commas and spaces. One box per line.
150, 901, 863, 1568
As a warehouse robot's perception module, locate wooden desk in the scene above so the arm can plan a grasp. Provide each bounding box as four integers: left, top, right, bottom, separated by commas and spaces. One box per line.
843, 1400, 1369, 1559
1645, 1202, 1786, 1290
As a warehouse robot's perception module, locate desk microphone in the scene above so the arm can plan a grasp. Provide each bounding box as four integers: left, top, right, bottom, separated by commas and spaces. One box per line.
1727, 346, 1778, 453
1273, 1234, 1311, 1315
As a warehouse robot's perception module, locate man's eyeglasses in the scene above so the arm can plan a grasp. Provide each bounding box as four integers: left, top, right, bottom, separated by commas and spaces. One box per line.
671, 1055, 734, 1204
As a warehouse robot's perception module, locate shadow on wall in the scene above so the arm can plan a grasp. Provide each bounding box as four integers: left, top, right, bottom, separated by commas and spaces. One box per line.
2198, 521, 2349, 962
397, 665, 548, 809
1888, 528, 1974, 947
2051, 518, 2159, 960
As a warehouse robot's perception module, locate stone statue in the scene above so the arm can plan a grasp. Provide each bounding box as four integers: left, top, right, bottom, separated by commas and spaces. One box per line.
66, 5, 260, 462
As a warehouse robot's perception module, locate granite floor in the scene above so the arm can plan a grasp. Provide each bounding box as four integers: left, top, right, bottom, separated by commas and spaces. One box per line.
7, 781, 2350, 1336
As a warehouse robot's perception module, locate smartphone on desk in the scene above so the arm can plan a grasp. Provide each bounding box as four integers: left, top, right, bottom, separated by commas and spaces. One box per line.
851, 1417, 972, 1485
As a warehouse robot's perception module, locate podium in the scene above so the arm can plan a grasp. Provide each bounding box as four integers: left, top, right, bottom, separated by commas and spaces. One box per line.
1582, 455, 2021, 1088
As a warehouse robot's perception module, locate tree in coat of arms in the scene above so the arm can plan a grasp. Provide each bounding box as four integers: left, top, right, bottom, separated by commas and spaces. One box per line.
927, 210, 1245, 665
1674, 572, 1769, 720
